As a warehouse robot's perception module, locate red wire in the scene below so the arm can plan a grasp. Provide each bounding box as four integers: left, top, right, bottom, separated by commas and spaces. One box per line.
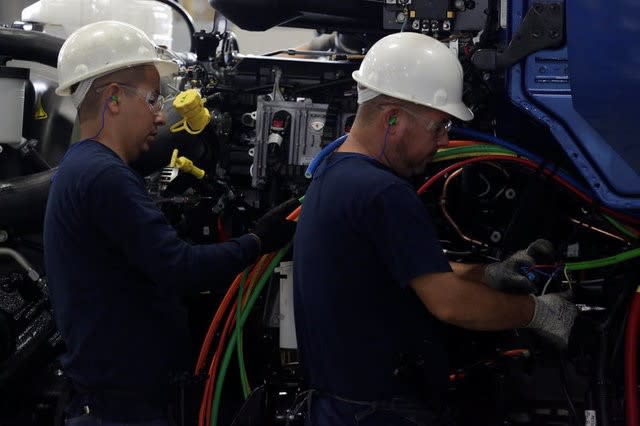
625, 291, 640, 426
447, 140, 489, 148
217, 215, 228, 242
417, 155, 640, 226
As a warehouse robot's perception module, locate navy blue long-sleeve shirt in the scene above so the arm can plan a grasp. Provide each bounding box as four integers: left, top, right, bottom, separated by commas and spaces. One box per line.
44, 140, 259, 403
294, 152, 452, 425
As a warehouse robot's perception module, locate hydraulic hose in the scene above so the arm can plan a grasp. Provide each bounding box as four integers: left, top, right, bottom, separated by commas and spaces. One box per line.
236, 269, 251, 398
450, 127, 589, 195
0, 248, 40, 282
625, 289, 640, 426
0, 168, 55, 233
0, 27, 64, 67
211, 243, 291, 426
416, 154, 640, 226
566, 249, 640, 272
304, 134, 347, 178
433, 145, 514, 159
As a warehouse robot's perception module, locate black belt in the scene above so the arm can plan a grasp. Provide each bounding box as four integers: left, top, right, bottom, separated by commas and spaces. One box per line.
288, 389, 456, 425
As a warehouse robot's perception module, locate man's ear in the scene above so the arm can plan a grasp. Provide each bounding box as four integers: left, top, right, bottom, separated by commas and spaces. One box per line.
104, 85, 121, 112
383, 108, 400, 132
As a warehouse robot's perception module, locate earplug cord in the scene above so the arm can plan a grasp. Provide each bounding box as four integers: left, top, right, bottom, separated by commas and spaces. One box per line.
90, 101, 111, 141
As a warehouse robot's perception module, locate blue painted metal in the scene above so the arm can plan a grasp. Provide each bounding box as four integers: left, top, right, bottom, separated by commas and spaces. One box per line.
507, 0, 640, 210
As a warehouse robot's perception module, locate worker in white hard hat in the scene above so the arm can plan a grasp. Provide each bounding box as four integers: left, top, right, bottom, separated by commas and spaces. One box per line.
293, 32, 578, 425
44, 20, 298, 425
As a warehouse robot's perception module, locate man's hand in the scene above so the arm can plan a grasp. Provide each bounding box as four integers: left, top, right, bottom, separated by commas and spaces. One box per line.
252, 198, 300, 254
483, 239, 554, 293
526, 292, 578, 349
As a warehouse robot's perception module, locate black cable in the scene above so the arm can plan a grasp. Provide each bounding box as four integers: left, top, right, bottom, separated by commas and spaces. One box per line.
596, 330, 610, 426
609, 309, 629, 371
261, 274, 274, 326
478, 0, 499, 49
153, 0, 197, 53
0, 28, 63, 67
292, 78, 353, 95
558, 353, 580, 424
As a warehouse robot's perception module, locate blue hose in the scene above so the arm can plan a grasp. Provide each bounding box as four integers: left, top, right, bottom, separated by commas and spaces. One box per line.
305, 134, 348, 178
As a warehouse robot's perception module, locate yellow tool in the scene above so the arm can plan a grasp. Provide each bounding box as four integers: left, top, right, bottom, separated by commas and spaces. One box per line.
170, 89, 211, 135
169, 149, 205, 179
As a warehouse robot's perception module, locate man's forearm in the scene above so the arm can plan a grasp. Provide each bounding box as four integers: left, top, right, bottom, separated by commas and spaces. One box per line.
411, 272, 534, 331
450, 261, 486, 283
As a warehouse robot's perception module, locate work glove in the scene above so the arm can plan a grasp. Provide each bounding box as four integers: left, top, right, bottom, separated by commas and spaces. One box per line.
484, 239, 555, 293
252, 198, 300, 254
526, 291, 578, 349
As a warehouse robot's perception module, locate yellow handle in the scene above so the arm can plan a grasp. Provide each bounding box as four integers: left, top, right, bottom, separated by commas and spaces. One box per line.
170, 89, 211, 135
168, 149, 205, 179
169, 149, 179, 167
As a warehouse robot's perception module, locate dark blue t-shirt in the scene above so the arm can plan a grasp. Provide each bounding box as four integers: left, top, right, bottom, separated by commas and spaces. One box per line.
293, 152, 452, 424
44, 140, 259, 406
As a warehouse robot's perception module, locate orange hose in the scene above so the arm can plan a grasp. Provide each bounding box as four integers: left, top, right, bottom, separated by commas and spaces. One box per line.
195, 273, 242, 374
198, 254, 273, 426
242, 253, 275, 308
200, 300, 239, 426
197, 205, 299, 425
287, 205, 301, 221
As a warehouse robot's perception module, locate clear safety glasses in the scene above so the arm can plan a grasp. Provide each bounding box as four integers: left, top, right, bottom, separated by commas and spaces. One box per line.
396, 106, 453, 139
97, 82, 165, 114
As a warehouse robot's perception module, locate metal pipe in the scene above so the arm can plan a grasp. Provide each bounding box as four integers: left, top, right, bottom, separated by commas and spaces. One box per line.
0, 247, 40, 282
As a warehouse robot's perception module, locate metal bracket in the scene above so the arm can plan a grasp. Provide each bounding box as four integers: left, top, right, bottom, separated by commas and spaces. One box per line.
472, 2, 564, 70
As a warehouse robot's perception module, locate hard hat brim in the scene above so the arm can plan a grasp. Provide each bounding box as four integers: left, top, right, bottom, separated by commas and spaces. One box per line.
353, 70, 474, 122
55, 58, 179, 96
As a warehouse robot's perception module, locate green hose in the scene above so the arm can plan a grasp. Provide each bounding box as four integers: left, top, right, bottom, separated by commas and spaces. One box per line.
236, 268, 250, 399
604, 215, 639, 239
211, 243, 291, 426
433, 145, 514, 160
565, 247, 640, 271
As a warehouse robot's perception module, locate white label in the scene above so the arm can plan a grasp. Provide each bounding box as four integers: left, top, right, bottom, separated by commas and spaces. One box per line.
449, 39, 459, 56
310, 120, 325, 132
500, 0, 508, 28
585, 410, 596, 426
566, 242, 580, 258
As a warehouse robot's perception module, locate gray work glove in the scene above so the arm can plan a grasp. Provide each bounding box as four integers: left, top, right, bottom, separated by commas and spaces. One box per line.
484, 239, 555, 293
526, 292, 578, 349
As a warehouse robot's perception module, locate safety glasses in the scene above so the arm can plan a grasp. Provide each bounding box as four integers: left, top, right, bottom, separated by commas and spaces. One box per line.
396, 105, 452, 139
97, 82, 165, 114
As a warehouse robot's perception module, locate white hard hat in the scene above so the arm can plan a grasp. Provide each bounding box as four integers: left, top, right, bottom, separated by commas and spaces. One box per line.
352, 32, 473, 121
55, 20, 179, 96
